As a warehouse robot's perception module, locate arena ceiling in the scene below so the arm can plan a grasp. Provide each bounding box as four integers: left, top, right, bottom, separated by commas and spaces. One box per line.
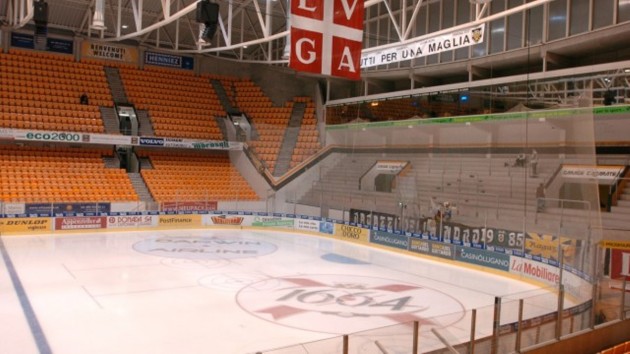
3, 0, 553, 65
2, 0, 630, 105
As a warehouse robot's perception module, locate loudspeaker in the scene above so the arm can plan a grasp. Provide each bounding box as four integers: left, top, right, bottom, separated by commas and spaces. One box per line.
34, 1, 48, 24
604, 90, 615, 106
196, 1, 219, 23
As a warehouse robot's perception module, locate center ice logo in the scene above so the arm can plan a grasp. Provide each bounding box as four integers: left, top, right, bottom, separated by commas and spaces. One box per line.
133, 236, 277, 260
237, 274, 465, 334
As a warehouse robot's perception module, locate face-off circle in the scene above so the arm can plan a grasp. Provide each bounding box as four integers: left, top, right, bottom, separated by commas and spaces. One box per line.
133, 235, 277, 260
237, 274, 465, 334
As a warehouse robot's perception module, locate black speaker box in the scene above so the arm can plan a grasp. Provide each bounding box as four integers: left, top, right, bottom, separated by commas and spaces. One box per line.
34, 1, 49, 24
196, 1, 219, 23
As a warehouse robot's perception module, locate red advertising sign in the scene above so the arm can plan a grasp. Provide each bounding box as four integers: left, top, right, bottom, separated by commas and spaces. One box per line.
55, 216, 107, 230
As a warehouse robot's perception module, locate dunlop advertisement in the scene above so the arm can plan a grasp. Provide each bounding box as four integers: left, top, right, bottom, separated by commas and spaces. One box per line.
332, 224, 370, 244
0, 217, 52, 233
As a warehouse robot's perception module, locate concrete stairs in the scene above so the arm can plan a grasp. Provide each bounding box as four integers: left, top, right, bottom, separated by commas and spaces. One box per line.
211, 79, 238, 115
99, 107, 120, 134
104, 67, 129, 104
605, 182, 630, 230
128, 172, 154, 202
136, 110, 155, 136
214, 116, 229, 140
273, 102, 306, 177
139, 157, 153, 170
102, 156, 120, 169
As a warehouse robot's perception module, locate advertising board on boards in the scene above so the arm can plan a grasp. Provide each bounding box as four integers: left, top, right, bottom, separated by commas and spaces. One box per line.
55, 216, 107, 230
0, 218, 52, 233
370, 230, 409, 250
332, 224, 370, 244
107, 215, 156, 229
158, 215, 202, 227
294, 219, 320, 233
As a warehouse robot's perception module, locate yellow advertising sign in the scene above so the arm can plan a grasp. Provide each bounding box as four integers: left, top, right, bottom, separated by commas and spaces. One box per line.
525, 233, 578, 264
81, 41, 138, 63
158, 214, 202, 228
601, 240, 630, 250
0, 217, 52, 233
332, 224, 370, 244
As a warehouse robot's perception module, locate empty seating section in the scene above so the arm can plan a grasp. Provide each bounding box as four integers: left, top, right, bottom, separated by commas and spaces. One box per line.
0, 145, 138, 203
290, 96, 320, 169
233, 79, 290, 173
119, 66, 225, 140
599, 340, 630, 354
369, 98, 425, 120
0, 49, 110, 133
138, 150, 258, 202
325, 97, 477, 124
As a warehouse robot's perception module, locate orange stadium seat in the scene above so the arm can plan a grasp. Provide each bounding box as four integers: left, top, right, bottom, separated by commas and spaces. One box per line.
0, 145, 138, 203
137, 149, 258, 203
0, 50, 113, 133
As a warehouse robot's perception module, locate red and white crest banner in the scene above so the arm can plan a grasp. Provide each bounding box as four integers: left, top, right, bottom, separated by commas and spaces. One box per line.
289, 0, 364, 80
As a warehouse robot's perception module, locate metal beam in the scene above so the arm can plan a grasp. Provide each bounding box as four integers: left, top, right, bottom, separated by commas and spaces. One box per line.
328, 59, 630, 106
362, 0, 553, 56
100, 0, 197, 42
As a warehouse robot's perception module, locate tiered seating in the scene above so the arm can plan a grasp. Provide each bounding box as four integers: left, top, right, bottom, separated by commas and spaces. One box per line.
290, 96, 320, 169
0, 145, 138, 203
234, 79, 291, 173
599, 340, 630, 354
119, 66, 225, 140
0, 49, 110, 133
328, 104, 359, 124
325, 97, 481, 124
369, 97, 425, 120
138, 150, 258, 202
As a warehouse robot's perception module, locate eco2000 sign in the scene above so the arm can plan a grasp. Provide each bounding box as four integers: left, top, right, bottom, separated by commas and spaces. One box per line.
26, 132, 81, 142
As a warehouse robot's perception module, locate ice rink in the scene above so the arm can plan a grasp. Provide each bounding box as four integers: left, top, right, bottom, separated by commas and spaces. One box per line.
0, 228, 558, 354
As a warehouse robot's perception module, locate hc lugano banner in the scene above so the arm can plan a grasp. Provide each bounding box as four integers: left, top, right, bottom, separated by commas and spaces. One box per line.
361, 26, 485, 68
289, 0, 364, 80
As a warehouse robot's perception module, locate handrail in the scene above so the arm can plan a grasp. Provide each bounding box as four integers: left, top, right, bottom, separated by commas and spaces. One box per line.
535, 197, 592, 229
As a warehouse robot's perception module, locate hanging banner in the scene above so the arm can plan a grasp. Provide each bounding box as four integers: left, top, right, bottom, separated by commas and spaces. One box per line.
81, 41, 138, 63
290, 0, 364, 80
361, 25, 485, 68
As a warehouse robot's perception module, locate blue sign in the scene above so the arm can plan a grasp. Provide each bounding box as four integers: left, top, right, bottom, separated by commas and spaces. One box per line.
144, 51, 194, 70
455, 246, 510, 271
370, 230, 409, 250
139, 137, 165, 146
11, 32, 73, 54
25, 203, 111, 215
319, 221, 333, 234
